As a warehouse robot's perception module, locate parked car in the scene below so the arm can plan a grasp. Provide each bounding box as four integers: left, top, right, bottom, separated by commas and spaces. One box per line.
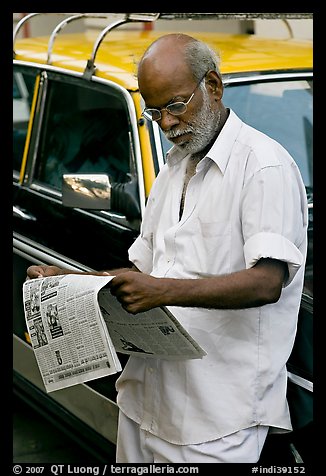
13, 13, 313, 463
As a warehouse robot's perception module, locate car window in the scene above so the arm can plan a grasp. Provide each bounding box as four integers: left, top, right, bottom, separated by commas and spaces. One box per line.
13, 69, 38, 172
34, 78, 132, 191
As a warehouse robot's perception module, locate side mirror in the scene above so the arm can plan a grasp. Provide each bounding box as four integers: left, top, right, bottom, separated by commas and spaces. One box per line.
62, 173, 141, 220
62, 174, 111, 210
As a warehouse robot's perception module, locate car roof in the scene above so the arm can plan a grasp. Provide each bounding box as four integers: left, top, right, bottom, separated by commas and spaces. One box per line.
14, 30, 313, 90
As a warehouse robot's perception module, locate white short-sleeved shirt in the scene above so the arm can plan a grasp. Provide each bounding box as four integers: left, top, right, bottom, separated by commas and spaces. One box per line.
115, 109, 308, 445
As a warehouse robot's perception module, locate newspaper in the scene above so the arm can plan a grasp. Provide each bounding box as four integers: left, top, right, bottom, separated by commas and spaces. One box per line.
22, 274, 206, 393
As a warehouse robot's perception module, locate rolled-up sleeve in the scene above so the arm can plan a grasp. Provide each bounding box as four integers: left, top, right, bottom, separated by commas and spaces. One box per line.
244, 231, 303, 286
241, 149, 308, 287
128, 236, 153, 274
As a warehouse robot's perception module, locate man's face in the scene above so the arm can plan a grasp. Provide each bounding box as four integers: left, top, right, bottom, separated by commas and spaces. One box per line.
163, 84, 221, 155
138, 57, 222, 156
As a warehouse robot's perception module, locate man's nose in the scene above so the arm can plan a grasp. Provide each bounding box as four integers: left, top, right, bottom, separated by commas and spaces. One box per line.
159, 109, 180, 129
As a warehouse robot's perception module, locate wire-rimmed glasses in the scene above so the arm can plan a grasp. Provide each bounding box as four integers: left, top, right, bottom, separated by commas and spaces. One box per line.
142, 72, 207, 122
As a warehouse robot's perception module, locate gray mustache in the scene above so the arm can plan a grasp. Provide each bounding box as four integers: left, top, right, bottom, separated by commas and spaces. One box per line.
165, 127, 194, 139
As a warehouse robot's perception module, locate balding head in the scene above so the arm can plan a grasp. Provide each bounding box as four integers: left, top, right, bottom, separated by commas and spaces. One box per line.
137, 34, 196, 94
138, 33, 220, 90
141, 33, 196, 56
139, 33, 196, 69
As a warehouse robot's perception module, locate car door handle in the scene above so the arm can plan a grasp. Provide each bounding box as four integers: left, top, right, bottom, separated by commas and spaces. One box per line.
13, 205, 37, 221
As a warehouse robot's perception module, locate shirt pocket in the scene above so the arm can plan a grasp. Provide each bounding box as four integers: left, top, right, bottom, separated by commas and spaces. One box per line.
196, 219, 231, 276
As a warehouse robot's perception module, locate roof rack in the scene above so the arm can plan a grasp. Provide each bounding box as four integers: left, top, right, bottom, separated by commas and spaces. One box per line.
13, 12, 312, 77
158, 13, 313, 20
82, 13, 312, 20
13, 12, 160, 61
13, 12, 160, 74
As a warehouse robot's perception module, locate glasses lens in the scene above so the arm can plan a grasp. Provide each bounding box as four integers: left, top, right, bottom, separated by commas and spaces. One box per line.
143, 109, 161, 121
166, 102, 187, 115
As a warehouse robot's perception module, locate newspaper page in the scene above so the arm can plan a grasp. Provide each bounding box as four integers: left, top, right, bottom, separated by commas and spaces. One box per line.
23, 274, 206, 393
23, 274, 122, 393
98, 289, 206, 360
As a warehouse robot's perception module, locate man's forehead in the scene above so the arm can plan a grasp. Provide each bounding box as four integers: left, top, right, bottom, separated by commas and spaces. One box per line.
138, 55, 191, 90
139, 36, 191, 73
139, 70, 193, 104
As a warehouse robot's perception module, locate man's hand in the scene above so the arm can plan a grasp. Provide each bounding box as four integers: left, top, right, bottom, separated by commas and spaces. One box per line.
26, 265, 63, 279
109, 271, 164, 314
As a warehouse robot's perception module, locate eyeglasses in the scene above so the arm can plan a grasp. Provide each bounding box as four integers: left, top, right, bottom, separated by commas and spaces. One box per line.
142, 73, 207, 122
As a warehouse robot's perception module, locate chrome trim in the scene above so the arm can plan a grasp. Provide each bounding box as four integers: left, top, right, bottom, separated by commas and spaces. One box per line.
289, 444, 304, 464
64, 207, 132, 231
287, 371, 313, 392
223, 71, 313, 86
22, 185, 135, 231
13, 232, 92, 271
28, 183, 62, 199
13, 13, 43, 53
13, 205, 36, 221
152, 122, 166, 171
158, 13, 313, 20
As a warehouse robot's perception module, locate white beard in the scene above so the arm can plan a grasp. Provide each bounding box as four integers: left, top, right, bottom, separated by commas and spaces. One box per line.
164, 88, 221, 155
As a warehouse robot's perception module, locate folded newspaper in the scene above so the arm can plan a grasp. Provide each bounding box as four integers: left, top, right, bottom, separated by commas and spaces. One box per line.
22, 274, 206, 393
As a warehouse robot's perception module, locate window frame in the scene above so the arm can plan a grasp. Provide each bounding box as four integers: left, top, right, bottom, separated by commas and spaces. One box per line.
13, 61, 146, 228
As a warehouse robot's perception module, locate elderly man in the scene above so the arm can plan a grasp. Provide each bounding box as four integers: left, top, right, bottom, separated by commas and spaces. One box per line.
27, 33, 308, 463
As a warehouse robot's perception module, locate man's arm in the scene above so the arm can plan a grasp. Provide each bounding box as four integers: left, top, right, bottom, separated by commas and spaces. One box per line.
109, 258, 288, 314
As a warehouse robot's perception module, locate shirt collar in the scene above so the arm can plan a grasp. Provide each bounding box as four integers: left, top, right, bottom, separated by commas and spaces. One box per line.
165, 109, 243, 174
205, 109, 243, 174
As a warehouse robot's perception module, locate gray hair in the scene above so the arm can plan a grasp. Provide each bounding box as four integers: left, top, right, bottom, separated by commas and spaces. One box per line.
184, 39, 221, 82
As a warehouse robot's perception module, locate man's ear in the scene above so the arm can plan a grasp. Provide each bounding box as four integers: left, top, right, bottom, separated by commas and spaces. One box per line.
205, 70, 223, 100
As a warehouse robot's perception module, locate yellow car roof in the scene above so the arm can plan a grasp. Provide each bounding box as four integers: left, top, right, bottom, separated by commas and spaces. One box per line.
14, 30, 313, 90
